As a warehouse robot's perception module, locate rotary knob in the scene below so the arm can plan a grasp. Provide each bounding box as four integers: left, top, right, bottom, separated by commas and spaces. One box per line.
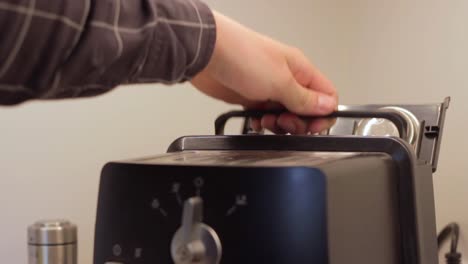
171, 197, 222, 264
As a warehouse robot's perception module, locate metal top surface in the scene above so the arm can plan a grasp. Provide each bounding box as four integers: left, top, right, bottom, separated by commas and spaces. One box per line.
132, 150, 385, 167
28, 220, 77, 245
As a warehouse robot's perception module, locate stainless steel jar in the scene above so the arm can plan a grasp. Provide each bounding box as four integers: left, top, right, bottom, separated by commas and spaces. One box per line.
28, 220, 77, 264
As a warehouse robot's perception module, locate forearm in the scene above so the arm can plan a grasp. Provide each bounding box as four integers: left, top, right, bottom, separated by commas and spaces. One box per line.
0, 0, 216, 105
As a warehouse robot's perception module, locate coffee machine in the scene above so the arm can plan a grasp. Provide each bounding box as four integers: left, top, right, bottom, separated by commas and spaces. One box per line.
93, 98, 450, 264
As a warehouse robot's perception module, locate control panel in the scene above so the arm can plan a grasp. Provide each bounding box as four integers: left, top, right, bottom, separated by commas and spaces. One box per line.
94, 164, 328, 264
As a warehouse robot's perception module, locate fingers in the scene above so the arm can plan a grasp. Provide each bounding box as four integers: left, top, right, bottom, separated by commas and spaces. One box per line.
285, 47, 337, 98
260, 114, 286, 134
250, 113, 336, 135
250, 118, 262, 132
307, 117, 337, 133
274, 77, 337, 116
276, 113, 306, 134
276, 113, 335, 134
269, 47, 338, 116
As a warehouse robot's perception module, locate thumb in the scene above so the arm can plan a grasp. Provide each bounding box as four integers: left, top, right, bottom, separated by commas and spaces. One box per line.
276, 78, 337, 115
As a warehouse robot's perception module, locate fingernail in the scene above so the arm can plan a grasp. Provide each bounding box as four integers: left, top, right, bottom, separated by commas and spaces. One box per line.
310, 121, 329, 134
318, 95, 337, 113
280, 121, 296, 134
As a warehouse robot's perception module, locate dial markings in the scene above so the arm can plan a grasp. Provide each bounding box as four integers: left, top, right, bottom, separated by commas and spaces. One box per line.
159, 208, 168, 217
172, 182, 183, 206
226, 205, 237, 216
151, 198, 168, 217
226, 194, 248, 216
194, 177, 204, 197
236, 194, 248, 206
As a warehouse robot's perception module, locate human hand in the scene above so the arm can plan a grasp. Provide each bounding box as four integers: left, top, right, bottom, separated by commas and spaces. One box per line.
191, 11, 338, 134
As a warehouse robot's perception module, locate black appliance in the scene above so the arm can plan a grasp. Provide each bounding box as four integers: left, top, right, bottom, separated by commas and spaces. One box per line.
94, 98, 450, 264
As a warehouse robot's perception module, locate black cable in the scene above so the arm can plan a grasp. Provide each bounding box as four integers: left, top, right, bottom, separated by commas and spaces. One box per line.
438, 222, 461, 264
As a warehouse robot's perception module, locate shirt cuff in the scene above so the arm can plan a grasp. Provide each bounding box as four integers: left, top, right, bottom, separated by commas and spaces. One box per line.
183, 0, 217, 80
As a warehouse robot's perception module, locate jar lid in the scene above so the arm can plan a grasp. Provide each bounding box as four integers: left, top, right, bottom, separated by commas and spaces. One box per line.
28, 220, 77, 245
355, 106, 420, 146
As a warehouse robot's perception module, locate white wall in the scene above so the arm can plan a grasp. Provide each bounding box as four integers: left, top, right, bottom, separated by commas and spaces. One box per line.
334, 1, 468, 262
0, 0, 466, 263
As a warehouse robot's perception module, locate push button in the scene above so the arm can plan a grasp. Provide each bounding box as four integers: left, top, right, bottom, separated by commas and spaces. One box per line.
112, 244, 122, 257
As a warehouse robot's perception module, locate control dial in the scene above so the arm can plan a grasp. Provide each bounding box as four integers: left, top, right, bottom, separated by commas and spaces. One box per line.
171, 197, 222, 264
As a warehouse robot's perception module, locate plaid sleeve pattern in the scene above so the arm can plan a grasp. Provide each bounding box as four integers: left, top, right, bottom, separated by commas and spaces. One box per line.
0, 0, 217, 105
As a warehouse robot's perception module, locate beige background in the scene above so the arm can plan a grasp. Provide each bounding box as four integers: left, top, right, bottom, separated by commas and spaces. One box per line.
0, 0, 466, 263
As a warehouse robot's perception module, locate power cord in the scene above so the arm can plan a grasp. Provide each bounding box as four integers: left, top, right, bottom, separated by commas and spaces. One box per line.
438, 222, 461, 264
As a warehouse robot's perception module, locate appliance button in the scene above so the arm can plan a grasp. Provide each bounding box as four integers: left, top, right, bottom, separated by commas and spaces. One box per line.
134, 247, 143, 258
112, 244, 122, 257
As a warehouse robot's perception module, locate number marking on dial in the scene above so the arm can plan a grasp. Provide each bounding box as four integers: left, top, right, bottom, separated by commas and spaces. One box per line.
172, 182, 183, 206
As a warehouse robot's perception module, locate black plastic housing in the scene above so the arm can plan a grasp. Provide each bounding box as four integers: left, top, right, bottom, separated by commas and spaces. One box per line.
93, 135, 438, 264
